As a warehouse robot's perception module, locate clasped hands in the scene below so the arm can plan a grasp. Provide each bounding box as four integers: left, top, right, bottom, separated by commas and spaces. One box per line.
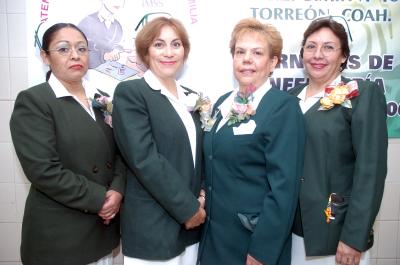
184, 190, 206, 229
99, 190, 206, 227
98, 190, 123, 225
184, 191, 264, 264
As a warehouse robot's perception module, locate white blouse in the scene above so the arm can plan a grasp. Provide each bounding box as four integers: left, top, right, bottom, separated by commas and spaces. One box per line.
48, 74, 97, 120
144, 70, 197, 167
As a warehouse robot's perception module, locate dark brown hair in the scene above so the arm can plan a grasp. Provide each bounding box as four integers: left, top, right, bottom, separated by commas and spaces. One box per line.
42, 23, 88, 81
300, 18, 350, 70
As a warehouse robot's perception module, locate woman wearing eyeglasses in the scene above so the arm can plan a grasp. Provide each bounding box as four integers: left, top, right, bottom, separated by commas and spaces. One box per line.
289, 18, 387, 265
10, 23, 126, 265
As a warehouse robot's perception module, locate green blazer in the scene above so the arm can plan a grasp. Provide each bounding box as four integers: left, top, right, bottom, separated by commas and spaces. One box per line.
198, 87, 306, 265
290, 77, 388, 256
10, 82, 126, 265
112, 78, 203, 260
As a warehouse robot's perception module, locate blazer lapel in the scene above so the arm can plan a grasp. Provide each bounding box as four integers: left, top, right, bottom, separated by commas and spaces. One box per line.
290, 84, 322, 115
157, 87, 198, 171
304, 97, 323, 116
93, 108, 115, 154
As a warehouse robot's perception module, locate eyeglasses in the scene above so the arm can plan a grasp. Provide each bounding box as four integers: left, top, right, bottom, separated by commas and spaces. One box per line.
303, 43, 341, 56
46, 44, 89, 56
33, 22, 90, 55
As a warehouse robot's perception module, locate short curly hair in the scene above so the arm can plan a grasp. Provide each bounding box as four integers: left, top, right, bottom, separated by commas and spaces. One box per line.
229, 18, 282, 64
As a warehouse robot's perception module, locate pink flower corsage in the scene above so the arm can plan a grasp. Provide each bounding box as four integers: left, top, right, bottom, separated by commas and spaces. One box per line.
92, 89, 113, 128
226, 84, 256, 126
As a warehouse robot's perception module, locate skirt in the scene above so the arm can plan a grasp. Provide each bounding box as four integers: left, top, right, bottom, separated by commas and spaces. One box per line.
124, 243, 198, 265
87, 253, 113, 265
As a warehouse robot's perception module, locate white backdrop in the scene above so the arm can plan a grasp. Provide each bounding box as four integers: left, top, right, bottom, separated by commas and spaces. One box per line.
27, 0, 400, 136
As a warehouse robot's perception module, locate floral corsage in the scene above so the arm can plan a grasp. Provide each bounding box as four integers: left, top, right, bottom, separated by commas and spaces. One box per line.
226, 84, 256, 126
192, 93, 217, 132
319, 81, 359, 111
91, 89, 113, 128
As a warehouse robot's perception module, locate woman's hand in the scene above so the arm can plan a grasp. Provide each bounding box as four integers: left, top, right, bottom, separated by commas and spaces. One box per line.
198, 189, 206, 209
104, 49, 121, 61
184, 207, 206, 229
98, 190, 123, 224
246, 254, 263, 265
335, 241, 361, 265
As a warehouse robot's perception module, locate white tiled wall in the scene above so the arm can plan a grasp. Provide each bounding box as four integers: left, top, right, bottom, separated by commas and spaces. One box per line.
1, 0, 399, 264
0, 15, 9, 57
0, 58, 11, 99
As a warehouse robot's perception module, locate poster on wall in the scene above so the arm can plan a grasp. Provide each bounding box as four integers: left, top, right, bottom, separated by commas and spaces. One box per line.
27, 0, 399, 137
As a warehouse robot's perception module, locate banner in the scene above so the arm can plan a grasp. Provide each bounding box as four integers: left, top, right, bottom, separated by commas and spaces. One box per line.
27, 0, 400, 137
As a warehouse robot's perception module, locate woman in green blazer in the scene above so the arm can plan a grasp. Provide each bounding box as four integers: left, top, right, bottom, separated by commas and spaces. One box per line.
112, 17, 205, 265
198, 18, 305, 265
289, 18, 387, 265
10, 23, 126, 265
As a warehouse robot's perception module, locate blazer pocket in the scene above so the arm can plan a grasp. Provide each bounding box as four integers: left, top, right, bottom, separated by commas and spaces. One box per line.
230, 133, 263, 145
331, 194, 351, 224
237, 212, 259, 232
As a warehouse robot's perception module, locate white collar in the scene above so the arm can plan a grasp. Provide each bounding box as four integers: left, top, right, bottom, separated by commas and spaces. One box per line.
143, 70, 185, 103
297, 74, 342, 101
98, 8, 115, 28
327, 74, 343, 87
297, 86, 324, 101
48, 74, 96, 99
219, 79, 272, 119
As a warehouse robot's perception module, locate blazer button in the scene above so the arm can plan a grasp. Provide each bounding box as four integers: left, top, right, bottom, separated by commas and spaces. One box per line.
300, 177, 305, 182
92, 166, 99, 173
106, 161, 112, 169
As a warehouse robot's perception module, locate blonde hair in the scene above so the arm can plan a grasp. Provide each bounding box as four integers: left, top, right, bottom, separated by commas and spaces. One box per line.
229, 18, 282, 64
